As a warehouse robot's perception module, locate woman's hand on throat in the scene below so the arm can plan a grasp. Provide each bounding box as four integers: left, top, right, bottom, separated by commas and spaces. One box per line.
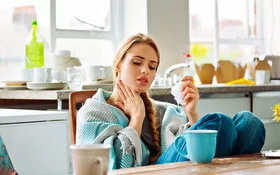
115, 80, 145, 135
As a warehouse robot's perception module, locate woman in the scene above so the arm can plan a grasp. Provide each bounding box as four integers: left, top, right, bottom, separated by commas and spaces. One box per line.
76, 33, 265, 169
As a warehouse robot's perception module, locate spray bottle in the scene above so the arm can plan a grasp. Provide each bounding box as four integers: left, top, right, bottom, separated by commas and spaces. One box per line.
25, 20, 44, 68
183, 53, 200, 85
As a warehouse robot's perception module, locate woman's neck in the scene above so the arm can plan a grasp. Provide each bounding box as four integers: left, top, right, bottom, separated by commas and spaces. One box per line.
106, 87, 122, 107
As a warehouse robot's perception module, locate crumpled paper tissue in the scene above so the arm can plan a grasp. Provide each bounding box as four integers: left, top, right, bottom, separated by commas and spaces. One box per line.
171, 81, 185, 105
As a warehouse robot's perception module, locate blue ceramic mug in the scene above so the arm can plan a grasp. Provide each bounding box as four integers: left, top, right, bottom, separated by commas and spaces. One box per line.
174, 130, 218, 163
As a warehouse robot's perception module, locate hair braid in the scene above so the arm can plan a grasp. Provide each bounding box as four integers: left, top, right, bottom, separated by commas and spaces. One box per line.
140, 92, 161, 163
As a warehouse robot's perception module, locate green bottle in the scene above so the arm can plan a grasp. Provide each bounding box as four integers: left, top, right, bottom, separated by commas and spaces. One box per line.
25, 20, 44, 68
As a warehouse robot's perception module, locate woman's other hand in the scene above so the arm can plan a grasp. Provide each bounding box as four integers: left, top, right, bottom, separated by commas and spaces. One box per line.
181, 76, 200, 125
115, 80, 145, 135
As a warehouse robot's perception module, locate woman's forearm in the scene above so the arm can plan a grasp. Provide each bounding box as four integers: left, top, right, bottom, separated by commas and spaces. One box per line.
128, 115, 144, 136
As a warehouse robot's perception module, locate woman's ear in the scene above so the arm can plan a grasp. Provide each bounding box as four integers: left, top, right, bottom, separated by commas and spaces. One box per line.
115, 67, 120, 72
115, 63, 122, 73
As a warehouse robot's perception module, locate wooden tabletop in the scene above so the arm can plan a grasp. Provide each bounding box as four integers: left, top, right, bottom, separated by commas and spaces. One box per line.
109, 153, 280, 174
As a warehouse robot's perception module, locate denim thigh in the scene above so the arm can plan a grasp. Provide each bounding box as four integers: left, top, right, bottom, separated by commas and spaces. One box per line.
232, 111, 266, 155
155, 112, 237, 164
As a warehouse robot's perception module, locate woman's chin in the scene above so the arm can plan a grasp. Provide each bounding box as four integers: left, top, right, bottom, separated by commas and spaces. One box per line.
134, 87, 149, 94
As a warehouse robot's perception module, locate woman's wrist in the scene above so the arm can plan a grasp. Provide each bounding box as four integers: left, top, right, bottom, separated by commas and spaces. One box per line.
187, 110, 199, 125
129, 116, 144, 136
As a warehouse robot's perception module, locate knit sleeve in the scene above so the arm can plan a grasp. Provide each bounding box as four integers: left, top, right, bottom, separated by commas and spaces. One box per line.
152, 100, 188, 153
76, 97, 149, 169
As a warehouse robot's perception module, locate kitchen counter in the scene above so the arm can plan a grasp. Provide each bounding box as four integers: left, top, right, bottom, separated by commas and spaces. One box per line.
0, 84, 280, 100
151, 83, 280, 95
0, 83, 280, 110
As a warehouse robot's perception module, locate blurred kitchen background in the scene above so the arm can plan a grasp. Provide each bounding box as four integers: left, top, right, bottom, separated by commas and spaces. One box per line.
0, 0, 280, 81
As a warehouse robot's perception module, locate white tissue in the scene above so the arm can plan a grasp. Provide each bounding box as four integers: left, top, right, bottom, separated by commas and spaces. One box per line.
171, 81, 185, 105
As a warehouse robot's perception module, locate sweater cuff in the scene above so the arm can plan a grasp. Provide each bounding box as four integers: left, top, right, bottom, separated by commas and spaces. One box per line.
186, 122, 191, 128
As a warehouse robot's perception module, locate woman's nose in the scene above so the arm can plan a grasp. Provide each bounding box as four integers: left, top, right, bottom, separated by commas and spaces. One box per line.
141, 65, 149, 74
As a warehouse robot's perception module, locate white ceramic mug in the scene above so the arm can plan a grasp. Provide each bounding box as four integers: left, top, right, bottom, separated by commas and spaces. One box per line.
33, 67, 52, 83
20, 68, 33, 82
52, 70, 67, 82
85, 65, 106, 82
70, 144, 111, 175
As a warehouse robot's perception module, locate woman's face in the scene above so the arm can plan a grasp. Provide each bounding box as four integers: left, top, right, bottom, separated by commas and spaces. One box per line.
117, 43, 159, 93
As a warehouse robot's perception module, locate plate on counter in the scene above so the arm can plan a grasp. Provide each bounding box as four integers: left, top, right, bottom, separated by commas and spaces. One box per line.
27, 82, 67, 90
83, 83, 113, 90
262, 150, 280, 158
84, 80, 113, 85
3, 85, 28, 90
2, 81, 27, 86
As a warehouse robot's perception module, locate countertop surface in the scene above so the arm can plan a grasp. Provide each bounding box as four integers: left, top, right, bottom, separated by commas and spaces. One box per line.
0, 108, 68, 123
0, 83, 280, 100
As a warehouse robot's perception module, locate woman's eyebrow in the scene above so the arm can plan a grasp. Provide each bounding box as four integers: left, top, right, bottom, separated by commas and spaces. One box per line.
134, 55, 158, 64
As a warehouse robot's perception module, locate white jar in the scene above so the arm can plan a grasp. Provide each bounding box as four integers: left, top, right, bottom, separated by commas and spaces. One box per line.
52, 50, 81, 71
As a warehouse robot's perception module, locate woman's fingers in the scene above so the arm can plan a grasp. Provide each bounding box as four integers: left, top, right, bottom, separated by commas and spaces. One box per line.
181, 79, 199, 102
122, 81, 135, 99
117, 80, 137, 102
181, 76, 193, 82
116, 80, 127, 101
115, 101, 125, 112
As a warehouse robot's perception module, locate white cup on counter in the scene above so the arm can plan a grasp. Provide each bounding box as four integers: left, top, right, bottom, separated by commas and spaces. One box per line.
33, 67, 52, 83
52, 70, 67, 82
255, 70, 270, 85
20, 68, 33, 82
85, 65, 106, 82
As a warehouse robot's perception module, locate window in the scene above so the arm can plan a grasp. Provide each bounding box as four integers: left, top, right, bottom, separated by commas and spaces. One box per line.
0, 1, 50, 80
0, 0, 122, 81
189, 0, 263, 65
52, 0, 122, 66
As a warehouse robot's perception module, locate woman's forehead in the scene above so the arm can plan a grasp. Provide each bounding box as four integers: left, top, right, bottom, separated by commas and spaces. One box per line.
126, 43, 159, 61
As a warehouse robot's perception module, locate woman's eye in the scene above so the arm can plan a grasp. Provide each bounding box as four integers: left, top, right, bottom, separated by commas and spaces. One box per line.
133, 61, 141, 65
149, 66, 157, 70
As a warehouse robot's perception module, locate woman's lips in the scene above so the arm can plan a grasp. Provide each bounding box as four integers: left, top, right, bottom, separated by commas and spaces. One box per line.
137, 77, 149, 85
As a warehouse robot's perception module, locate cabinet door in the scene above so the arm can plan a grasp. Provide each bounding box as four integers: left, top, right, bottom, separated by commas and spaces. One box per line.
197, 93, 251, 117
0, 121, 69, 175
253, 92, 280, 119
152, 93, 251, 117
253, 92, 280, 151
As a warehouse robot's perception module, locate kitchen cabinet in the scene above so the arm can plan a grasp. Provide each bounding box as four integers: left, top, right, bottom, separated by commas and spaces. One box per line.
197, 93, 251, 117
152, 93, 251, 117
0, 109, 69, 175
252, 92, 280, 151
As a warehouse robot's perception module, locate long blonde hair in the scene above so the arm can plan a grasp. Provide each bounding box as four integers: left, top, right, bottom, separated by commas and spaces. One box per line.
113, 33, 161, 163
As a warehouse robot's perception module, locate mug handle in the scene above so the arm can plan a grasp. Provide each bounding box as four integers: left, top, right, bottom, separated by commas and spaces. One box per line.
94, 157, 108, 175
174, 135, 189, 159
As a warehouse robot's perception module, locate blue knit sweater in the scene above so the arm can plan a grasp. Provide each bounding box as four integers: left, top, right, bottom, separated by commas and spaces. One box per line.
76, 89, 188, 169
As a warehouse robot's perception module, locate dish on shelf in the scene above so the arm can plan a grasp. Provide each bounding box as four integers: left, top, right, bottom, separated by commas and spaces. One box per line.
2, 81, 27, 86
83, 83, 113, 90
27, 82, 67, 90
3, 85, 28, 90
83, 80, 113, 85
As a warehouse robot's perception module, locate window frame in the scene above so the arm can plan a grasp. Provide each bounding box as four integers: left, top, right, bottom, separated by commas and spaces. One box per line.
49, 0, 124, 53
189, 0, 265, 61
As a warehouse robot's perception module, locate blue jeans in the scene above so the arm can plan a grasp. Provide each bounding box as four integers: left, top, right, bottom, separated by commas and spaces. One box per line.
155, 111, 266, 164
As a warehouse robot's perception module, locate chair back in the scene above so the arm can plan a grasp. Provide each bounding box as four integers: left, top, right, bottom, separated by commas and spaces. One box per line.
69, 90, 97, 144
